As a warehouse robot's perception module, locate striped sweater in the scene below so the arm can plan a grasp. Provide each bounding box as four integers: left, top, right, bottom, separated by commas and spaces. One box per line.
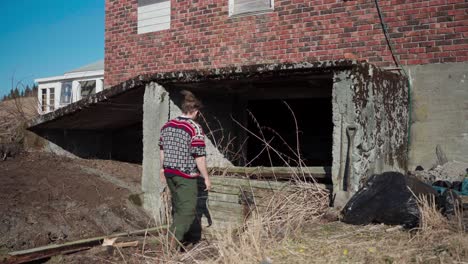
159, 116, 206, 178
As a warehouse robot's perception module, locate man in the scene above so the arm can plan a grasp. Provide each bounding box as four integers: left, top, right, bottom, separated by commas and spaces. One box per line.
159, 90, 211, 249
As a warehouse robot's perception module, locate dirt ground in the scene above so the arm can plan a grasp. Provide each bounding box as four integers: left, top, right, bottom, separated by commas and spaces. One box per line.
1, 151, 467, 264
0, 151, 151, 255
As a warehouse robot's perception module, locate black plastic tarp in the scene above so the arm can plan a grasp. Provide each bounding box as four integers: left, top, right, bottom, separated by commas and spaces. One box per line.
341, 172, 438, 229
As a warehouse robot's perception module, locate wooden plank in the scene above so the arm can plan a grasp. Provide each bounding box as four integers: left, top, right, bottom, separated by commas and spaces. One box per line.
210, 183, 285, 198
210, 166, 330, 179
206, 176, 330, 230
210, 215, 245, 225
208, 195, 273, 210
210, 184, 242, 195
203, 218, 242, 229
209, 208, 245, 220
208, 203, 244, 214
209, 208, 244, 219
209, 178, 328, 203
209, 187, 275, 200
210, 176, 288, 190
4, 226, 167, 264
209, 192, 240, 204
208, 200, 242, 209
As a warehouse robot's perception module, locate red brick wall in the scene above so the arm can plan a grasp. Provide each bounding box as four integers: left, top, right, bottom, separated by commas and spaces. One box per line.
105, 0, 468, 86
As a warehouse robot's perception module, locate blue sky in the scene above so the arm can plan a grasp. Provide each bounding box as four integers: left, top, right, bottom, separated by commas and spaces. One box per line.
0, 0, 104, 97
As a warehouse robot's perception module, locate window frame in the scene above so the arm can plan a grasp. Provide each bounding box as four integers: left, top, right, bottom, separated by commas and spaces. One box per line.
228, 0, 274, 17
60, 81, 73, 105
41, 88, 47, 112
79, 80, 97, 99
137, 0, 171, 34
49, 88, 55, 111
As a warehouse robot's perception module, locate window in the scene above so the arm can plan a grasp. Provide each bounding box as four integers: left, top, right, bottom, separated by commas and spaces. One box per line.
49, 88, 55, 111
138, 0, 171, 34
229, 0, 274, 17
60, 81, 72, 105
41, 89, 47, 112
79, 80, 96, 98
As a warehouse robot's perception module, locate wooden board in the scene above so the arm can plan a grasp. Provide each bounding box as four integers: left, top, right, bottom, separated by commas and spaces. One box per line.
205, 174, 330, 228
210, 166, 330, 179
206, 176, 285, 228
3, 226, 167, 264
210, 176, 288, 189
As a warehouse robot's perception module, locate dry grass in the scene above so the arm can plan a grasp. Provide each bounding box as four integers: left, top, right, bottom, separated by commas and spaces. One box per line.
162, 181, 329, 264
416, 193, 465, 234
133, 102, 467, 264
0, 96, 38, 143
161, 193, 465, 264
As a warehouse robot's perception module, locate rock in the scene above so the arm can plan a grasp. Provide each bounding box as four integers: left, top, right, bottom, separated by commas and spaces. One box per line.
260, 257, 273, 264
415, 165, 424, 171
436, 144, 448, 166
410, 161, 468, 184
0, 142, 22, 161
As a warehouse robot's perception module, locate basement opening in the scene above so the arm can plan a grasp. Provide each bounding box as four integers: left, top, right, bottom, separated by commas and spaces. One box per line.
246, 97, 333, 167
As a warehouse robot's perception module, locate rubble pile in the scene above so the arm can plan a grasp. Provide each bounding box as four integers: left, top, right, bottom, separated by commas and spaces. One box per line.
410, 161, 468, 184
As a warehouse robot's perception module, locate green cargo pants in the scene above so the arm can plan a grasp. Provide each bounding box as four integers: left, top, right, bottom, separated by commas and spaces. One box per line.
166, 175, 198, 243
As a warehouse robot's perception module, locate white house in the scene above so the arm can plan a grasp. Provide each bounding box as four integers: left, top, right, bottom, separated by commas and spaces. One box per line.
35, 60, 104, 114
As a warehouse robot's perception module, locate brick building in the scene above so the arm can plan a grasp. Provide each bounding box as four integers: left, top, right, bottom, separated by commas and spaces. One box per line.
105, 0, 466, 86
104, 0, 467, 170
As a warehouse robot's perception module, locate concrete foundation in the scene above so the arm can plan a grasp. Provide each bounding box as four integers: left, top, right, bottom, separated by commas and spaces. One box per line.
29, 60, 410, 210
408, 62, 468, 170
33, 126, 143, 163
332, 65, 409, 207
33, 129, 113, 160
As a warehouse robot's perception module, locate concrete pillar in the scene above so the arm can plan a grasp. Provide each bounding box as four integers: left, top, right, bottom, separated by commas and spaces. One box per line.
332, 71, 355, 208
331, 66, 408, 208
142, 82, 170, 223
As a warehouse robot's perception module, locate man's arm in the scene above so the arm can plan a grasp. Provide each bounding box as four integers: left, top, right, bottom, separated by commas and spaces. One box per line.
195, 156, 211, 191
160, 149, 166, 184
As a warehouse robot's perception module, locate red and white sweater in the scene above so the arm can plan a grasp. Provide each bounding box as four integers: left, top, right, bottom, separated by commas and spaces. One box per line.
159, 116, 206, 178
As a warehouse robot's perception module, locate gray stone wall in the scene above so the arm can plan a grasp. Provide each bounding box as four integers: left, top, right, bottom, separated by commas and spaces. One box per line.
408, 62, 468, 169
34, 129, 113, 160
332, 65, 408, 206
141, 83, 169, 222
33, 127, 143, 163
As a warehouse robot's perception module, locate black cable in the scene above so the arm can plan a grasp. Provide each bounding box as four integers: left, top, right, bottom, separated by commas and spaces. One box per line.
374, 0, 402, 69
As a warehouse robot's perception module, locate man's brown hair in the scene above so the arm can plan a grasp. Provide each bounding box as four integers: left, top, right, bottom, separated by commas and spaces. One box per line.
181, 90, 203, 114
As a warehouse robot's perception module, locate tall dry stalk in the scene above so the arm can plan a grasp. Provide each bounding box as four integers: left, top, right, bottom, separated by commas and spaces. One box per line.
416, 194, 464, 233
0, 80, 38, 144
182, 182, 329, 264
179, 103, 330, 263
417, 195, 450, 232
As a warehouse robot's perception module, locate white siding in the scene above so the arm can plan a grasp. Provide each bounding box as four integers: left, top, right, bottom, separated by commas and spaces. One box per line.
229, 0, 273, 16
96, 79, 104, 93
138, 0, 171, 34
